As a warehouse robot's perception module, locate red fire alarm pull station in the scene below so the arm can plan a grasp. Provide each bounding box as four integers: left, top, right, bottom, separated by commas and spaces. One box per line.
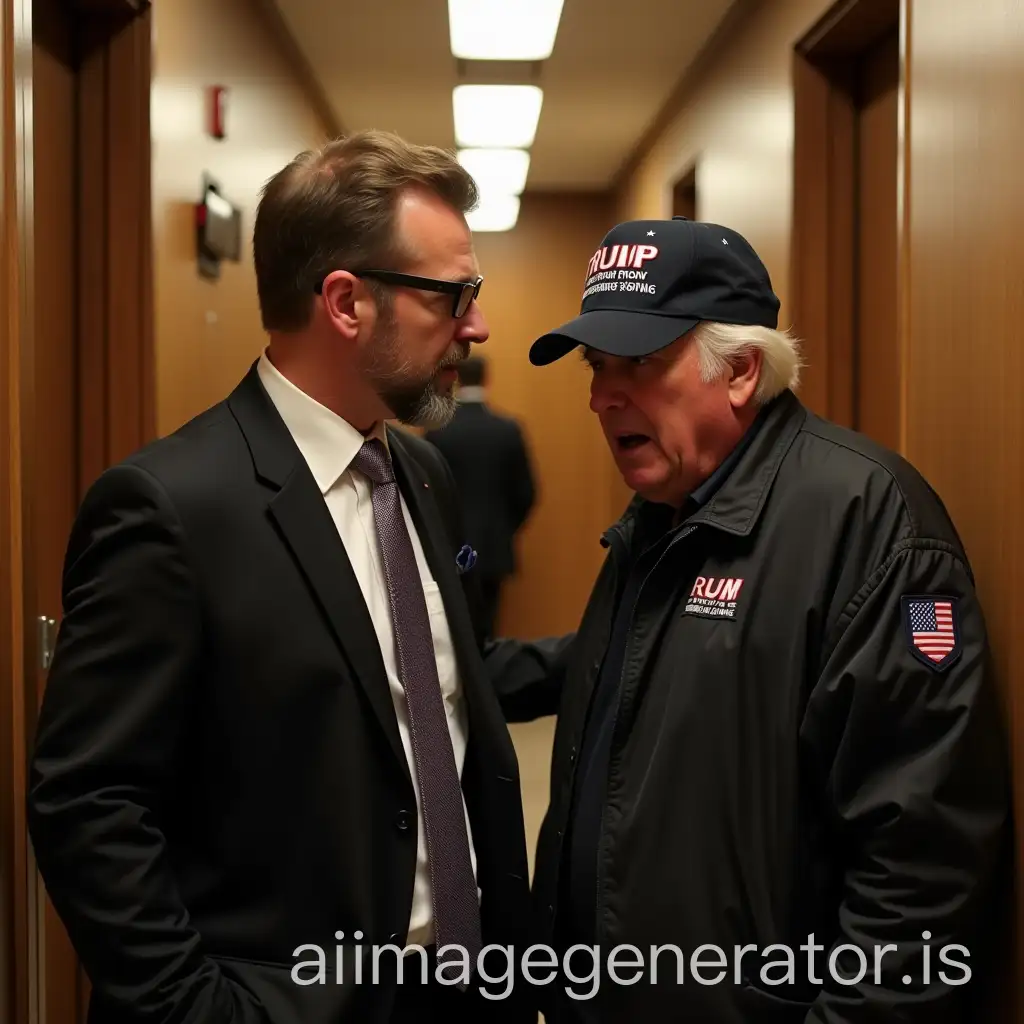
209, 86, 228, 139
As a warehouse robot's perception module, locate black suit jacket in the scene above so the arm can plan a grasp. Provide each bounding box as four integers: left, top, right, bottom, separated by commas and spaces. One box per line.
424, 401, 535, 579
26, 364, 554, 1024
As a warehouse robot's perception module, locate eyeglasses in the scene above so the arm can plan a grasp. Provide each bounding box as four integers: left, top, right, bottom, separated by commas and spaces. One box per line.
314, 270, 484, 319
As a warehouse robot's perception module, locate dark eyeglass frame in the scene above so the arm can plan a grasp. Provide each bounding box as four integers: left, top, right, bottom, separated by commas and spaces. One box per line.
314, 270, 483, 318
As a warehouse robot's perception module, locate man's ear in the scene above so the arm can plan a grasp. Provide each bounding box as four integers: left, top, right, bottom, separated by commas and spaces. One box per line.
320, 271, 364, 342
727, 346, 762, 409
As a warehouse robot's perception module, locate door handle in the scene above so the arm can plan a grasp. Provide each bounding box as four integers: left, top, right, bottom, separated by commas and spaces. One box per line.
38, 615, 57, 670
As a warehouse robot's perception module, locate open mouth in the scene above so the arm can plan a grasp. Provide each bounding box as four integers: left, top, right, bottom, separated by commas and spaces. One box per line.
616, 433, 652, 451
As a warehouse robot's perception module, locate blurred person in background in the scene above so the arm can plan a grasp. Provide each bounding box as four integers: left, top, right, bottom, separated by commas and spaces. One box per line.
424, 354, 536, 639
26, 129, 569, 1024
518, 215, 1009, 1023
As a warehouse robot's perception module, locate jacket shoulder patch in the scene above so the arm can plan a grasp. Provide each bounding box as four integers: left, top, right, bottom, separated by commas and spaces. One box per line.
901, 594, 962, 671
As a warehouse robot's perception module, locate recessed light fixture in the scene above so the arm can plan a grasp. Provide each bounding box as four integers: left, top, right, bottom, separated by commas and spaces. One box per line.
448, 0, 565, 61
453, 85, 544, 148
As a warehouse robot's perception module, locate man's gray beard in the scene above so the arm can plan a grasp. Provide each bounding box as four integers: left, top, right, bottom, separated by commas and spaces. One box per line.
361, 315, 465, 430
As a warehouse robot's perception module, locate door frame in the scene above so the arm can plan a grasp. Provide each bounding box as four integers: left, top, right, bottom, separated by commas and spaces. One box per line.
1, 1, 154, 1021
788, 0, 911, 445
2, 1, 38, 1020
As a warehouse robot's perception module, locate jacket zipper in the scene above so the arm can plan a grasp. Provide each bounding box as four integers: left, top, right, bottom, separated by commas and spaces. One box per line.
594, 523, 698, 945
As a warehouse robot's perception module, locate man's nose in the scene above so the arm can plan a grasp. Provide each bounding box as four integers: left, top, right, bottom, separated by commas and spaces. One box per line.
457, 300, 489, 346
590, 376, 627, 415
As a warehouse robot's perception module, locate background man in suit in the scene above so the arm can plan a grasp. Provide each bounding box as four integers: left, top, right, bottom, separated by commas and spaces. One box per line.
26, 130, 565, 1024
425, 355, 536, 638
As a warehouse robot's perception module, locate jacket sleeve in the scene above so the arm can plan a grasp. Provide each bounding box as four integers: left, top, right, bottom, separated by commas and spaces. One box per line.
800, 540, 1010, 1023
26, 464, 266, 1024
483, 632, 575, 722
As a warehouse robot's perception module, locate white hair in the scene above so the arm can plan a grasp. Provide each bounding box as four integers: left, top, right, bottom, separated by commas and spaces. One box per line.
690, 321, 802, 404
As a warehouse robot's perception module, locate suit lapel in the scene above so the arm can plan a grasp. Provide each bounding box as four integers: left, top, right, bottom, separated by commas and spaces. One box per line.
227, 365, 409, 777
267, 478, 409, 775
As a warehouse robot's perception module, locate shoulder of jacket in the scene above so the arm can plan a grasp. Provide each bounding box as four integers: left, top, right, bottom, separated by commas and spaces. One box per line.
793, 415, 963, 549
111, 402, 230, 485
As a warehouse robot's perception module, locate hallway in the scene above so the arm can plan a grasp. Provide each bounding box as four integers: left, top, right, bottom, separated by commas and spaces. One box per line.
2, 0, 1023, 1021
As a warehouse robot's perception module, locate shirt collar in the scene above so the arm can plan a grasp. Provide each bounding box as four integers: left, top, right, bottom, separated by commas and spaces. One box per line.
456, 386, 486, 403
257, 351, 388, 495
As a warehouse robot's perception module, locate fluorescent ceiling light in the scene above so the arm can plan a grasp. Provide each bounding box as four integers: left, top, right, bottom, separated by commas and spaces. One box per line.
467, 194, 521, 232
448, 0, 565, 60
453, 85, 543, 148
458, 148, 531, 196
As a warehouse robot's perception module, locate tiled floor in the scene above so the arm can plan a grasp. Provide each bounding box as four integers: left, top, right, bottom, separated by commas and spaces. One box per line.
508, 716, 557, 881
508, 717, 557, 1024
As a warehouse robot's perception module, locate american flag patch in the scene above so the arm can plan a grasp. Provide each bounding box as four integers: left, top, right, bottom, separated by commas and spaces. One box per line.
902, 595, 961, 671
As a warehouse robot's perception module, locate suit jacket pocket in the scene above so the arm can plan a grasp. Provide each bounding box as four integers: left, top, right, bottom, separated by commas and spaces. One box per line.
210, 952, 387, 1024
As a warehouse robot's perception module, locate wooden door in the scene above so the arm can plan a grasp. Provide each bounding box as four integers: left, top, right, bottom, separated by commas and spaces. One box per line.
1, 2, 33, 1020
2, 1, 154, 1021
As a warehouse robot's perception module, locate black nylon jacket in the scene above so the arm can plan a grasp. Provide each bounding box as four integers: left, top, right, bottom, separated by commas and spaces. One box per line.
526, 389, 1009, 1023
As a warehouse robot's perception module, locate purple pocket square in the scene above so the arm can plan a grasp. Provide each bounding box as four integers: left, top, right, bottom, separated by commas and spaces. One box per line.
456, 545, 477, 574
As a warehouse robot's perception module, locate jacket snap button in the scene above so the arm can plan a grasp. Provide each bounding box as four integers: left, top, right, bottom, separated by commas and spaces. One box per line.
395, 810, 412, 832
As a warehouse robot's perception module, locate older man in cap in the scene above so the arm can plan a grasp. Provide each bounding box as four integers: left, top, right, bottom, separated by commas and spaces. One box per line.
521, 216, 1008, 1022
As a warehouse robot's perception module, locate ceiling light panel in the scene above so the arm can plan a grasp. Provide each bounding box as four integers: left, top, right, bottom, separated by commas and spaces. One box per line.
448, 0, 565, 60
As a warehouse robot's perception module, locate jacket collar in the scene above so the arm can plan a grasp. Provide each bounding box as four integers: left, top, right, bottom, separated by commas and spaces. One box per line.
603, 389, 806, 546
226, 360, 301, 488
687, 389, 805, 535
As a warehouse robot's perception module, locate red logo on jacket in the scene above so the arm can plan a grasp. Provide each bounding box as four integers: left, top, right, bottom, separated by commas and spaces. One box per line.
684, 577, 745, 620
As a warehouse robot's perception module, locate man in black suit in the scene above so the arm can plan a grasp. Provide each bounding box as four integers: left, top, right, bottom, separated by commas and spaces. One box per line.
424, 355, 535, 638
26, 130, 567, 1024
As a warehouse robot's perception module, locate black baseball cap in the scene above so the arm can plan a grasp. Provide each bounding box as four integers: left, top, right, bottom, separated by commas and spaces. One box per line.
528, 216, 781, 365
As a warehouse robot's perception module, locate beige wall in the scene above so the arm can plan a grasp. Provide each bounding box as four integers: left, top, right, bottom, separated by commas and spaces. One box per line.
615, 0, 1024, 1016
472, 192, 618, 638
151, 0, 330, 436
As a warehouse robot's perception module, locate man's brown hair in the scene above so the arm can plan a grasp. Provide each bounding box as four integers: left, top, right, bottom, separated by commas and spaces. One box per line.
253, 130, 479, 331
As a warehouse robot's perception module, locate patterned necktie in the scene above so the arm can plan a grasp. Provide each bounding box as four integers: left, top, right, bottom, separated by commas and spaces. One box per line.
351, 437, 482, 969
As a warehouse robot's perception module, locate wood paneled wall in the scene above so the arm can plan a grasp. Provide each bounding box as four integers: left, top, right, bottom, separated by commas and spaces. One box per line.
904, 5, 1023, 1011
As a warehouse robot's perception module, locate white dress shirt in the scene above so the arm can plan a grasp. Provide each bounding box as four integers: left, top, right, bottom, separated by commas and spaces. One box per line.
257, 353, 476, 947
